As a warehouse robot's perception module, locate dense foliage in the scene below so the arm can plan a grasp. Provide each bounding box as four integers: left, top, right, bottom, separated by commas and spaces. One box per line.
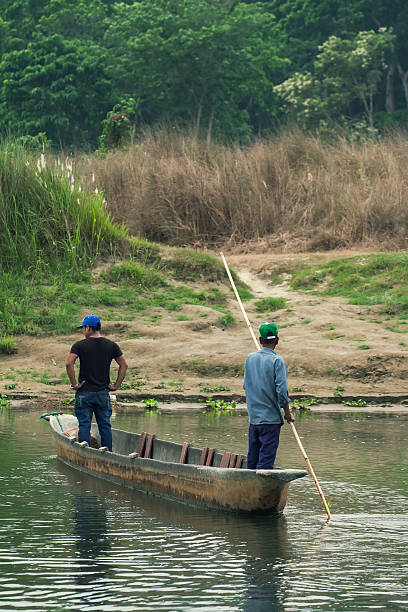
1, 0, 408, 147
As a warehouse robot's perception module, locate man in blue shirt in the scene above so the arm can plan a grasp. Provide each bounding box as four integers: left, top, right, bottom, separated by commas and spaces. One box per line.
243, 322, 294, 469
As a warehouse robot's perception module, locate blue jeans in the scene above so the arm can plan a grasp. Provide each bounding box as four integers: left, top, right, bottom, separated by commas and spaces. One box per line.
247, 423, 282, 469
75, 389, 112, 451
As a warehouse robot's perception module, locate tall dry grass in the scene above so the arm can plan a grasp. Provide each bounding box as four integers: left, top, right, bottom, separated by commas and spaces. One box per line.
75, 129, 408, 250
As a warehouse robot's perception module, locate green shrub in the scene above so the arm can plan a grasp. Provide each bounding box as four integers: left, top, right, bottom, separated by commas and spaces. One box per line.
164, 248, 226, 281
102, 261, 166, 288
255, 297, 287, 312
216, 313, 236, 328
0, 335, 17, 355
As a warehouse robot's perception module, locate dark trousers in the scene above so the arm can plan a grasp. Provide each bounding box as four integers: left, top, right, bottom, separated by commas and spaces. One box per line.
247, 423, 282, 469
75, 389, 112, 451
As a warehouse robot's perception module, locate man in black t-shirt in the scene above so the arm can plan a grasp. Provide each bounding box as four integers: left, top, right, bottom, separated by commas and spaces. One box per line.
66, 314, 128, 451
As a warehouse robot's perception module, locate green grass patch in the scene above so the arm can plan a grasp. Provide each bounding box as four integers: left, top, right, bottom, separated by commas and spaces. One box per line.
141, 398, 160, 409
0, 274, 232, 336
0, 335, 17, 355
216, 313, 236, 328
254, 297, 287, 312
200, 385, 231, 393
102, 261, 166, 288
236, 285, 254, 301
343, 399, 367, 407
386, 323, 408, 333
163, 248, 226, 282
290, 253, 408, 317
292, 397, 318, 410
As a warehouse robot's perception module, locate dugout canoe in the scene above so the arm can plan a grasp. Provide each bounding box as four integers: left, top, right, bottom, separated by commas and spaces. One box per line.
43, 412, 307, 515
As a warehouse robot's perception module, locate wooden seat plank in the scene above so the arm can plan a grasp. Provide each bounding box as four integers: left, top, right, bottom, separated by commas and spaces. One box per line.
228, 453, 237, 468
136, 432, 147, 455
235, 454, 244, 468
200, 447, 209, 465
144, 433, 154, 458
220, 452, 231, 468
179, 442, 189, 464
205, 448, 215, 466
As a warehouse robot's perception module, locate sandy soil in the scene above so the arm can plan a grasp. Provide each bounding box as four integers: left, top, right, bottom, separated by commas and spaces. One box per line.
2, 250, 407, 406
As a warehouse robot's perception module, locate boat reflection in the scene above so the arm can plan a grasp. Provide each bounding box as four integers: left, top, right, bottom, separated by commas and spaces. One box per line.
57, 461, 291, 609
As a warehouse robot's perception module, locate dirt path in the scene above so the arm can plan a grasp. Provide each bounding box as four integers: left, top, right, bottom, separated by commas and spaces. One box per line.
1, 250, 407, 405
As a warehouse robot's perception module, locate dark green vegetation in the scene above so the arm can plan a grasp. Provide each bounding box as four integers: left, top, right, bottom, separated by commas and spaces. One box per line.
290, 253, 408, 316
1, 1, 408, 148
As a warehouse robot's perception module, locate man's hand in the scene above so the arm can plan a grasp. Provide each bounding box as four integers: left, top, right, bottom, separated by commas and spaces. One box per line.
70, 380, 85, 391
284, 406, 295, 423
109, 355, 128, 392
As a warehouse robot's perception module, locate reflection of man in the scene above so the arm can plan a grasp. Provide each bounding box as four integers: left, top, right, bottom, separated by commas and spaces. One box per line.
73, 492, 112, 587
241, 516, 289, 612
66, 314, 128, 451
244, 322, 294, 469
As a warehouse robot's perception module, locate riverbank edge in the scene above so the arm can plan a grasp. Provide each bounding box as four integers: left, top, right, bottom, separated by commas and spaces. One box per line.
7, 390, 408, 411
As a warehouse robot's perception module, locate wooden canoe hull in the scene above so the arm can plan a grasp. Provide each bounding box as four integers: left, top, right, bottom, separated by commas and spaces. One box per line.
49, 414, 307, 515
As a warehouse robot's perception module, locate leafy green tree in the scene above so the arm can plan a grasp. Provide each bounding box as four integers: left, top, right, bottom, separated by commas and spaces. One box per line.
0, 18, 10, 59
275, 28, 394, 130
0, 33, 112, 147
98, 97, 140, 152
262, 0, 366, 70
37, 0, 109, 42
105, 0, 286, 142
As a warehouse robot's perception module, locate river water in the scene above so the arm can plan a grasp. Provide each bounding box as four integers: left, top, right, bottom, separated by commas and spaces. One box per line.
1, 406, 408, 611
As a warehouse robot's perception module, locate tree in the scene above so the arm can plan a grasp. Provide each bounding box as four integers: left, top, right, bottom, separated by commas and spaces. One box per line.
37, 0, 109, 42
0, 33, 112, 147
275, 28, 395, 130
104, 0, 286, 143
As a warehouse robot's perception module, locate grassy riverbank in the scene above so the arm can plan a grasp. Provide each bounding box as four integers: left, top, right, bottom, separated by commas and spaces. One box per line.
0, 141, 407, 401
0, 143, 249, 354
290, 252, 408, 319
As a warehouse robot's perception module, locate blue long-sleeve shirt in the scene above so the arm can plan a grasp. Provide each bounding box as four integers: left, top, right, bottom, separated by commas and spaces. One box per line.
243, 347, 290, 425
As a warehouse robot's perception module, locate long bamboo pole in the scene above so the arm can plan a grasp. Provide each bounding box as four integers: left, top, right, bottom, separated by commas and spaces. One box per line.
220, 252, 331, 520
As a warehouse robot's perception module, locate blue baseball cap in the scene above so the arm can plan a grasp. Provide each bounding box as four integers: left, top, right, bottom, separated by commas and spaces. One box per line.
77, 314, 101, 328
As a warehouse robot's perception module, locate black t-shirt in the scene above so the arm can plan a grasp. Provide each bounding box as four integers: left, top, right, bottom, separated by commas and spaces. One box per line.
70, 337, 123, 392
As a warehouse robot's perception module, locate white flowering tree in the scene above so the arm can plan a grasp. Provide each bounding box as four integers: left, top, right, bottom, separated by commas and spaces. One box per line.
275, 28, 395, 130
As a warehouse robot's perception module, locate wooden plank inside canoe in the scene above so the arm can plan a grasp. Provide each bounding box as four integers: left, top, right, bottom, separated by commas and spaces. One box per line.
136, 432, 147, 455
144, 433, 154, 458
200, 447, 209, 465
179, 442, 189, 464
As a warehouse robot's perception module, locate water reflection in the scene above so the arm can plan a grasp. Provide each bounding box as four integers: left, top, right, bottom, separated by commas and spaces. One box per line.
69, 471, 115, 610
58, 461, 291, 610
73, 493, 112, 583
2, 410, 408, 610
239, 517, 289, 612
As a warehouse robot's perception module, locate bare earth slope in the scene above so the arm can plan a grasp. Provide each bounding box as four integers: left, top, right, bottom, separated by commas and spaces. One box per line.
1, 250, 407, 405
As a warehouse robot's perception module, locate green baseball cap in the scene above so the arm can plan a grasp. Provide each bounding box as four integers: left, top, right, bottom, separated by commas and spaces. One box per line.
259, 322, 278, 340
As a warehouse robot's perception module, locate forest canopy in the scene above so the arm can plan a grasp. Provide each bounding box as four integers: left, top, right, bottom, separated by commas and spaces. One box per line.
0, 0, 407, 148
